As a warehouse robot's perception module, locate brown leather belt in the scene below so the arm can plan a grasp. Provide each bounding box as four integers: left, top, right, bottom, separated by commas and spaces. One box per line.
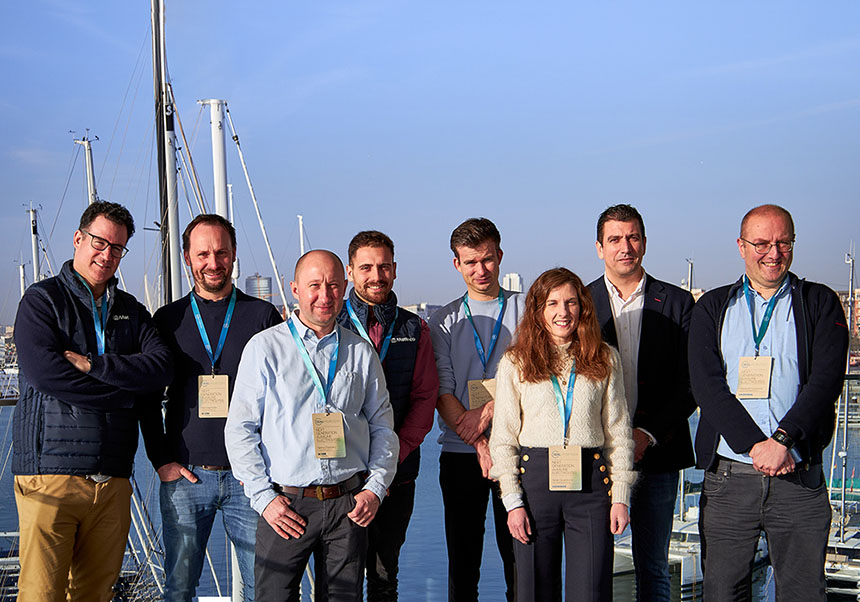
275, 473, 364, 501
199, 465, 231, 471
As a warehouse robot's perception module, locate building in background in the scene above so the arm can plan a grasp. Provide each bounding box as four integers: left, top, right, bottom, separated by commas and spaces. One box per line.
401, 303, 443, 322
838, 289, 860, 337
502, 273, 523, 293
245, 273, 273, 302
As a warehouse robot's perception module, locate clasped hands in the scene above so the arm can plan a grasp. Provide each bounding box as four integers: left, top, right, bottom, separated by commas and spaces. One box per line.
749, 438, 795, 476
262, 489, 381, 541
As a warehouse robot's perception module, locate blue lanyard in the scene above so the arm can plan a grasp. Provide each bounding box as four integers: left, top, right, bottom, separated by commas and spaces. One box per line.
75, 274, 108, 356
345, 299, 397, 363
287, 316, 340, 408
743, 276, 782, 357
462, 289, 506, 377
189, 287, 237, 374
550, 360, 576, 445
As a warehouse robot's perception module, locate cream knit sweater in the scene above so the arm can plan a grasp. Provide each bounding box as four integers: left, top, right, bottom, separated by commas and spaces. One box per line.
489, 344, 635, 506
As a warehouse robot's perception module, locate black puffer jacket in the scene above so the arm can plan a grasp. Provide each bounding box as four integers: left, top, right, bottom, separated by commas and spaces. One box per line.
13, 260, 172, 477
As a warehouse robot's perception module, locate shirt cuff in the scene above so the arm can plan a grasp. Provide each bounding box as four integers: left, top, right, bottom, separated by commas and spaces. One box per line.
636, 427, 657, 446
363, 482, 387, 503
502, 492, 524, 512
252, 488, 279, 516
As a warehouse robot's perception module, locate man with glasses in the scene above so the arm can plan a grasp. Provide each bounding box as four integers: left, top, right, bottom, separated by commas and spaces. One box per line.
12, 201, 173, 601
689, 204, 848, 601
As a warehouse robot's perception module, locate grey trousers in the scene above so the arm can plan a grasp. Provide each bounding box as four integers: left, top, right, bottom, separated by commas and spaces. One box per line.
255, 490, 367, 602
699, 458, 831, 602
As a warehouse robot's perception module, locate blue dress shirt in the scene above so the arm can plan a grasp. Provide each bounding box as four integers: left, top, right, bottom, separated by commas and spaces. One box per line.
717, 278, 800, 463
225, 311, 399, 515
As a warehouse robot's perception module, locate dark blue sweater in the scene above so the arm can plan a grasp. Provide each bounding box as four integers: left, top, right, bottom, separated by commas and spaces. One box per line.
141, 287, 282, 468
689, 273, 849, 472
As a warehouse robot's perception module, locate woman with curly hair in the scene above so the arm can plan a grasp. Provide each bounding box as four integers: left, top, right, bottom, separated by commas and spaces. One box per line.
489, 267, 635, 602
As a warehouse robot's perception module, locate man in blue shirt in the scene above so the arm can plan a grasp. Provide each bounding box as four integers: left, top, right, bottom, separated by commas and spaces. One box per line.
140, 214, 282, 601
225, 249, 399, 601
689, 204, 849, 602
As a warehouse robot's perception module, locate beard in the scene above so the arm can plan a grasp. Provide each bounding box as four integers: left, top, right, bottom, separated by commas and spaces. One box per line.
356, 281, 391, 304
195, 269, 230, 294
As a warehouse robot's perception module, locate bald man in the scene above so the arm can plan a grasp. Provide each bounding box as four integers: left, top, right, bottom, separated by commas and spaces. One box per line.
225, 250, 399, 601
689, 205, 848, 601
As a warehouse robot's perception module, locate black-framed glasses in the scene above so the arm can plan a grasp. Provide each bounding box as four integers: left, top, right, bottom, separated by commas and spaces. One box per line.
81, 230, 129, 258
740, 238, 794, 255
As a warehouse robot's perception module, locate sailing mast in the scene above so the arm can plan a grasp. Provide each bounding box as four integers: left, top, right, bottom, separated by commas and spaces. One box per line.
74, 133, 98, 204
151, 0, 183, 304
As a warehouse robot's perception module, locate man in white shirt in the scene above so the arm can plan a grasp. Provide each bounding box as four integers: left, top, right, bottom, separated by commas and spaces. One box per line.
587, 204, 696, 602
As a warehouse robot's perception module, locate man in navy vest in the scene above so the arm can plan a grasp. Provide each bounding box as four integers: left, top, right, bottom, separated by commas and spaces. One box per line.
140, 214, 282, 601
587, 204, 696, 602
335, 230, 439, 601
13, 201, 172, 601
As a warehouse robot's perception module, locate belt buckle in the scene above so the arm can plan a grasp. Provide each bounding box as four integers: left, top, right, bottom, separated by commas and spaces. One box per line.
315, 485, 325, 501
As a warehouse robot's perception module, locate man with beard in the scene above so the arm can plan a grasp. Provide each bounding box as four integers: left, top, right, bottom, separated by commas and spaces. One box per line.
141, 214, 282, 601
333, 230, 438, 601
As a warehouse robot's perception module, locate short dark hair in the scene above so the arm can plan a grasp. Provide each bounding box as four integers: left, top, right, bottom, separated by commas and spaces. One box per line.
347, 231, 395, 264
78, 201, 135, 239
596, 204, 645, 243
740, 204, 795, 239
182, 214, 237, 254
449, 218, 501, 259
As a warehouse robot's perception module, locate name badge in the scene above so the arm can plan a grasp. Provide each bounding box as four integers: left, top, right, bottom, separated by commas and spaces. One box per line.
467, 378, 496, 410
312, 412, 347, 458
548, 445, 582, 491
198, 374, 229, 418
736, 356, 773, 399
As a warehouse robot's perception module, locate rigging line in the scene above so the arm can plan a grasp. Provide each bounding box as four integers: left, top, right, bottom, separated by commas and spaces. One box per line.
36, 212, 57, 279
108, 36, 150, 201
100, 28, 151, 190
233, 211, 260, 271
170, 84, 207, 212
49, 144, 82, 239
224, 106, 289, 310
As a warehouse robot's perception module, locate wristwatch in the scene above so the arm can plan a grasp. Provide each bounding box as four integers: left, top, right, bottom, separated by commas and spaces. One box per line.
771, 429, 794, 449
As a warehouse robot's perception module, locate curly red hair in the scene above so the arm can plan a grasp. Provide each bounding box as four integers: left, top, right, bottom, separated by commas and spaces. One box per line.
506, 268, 610, 383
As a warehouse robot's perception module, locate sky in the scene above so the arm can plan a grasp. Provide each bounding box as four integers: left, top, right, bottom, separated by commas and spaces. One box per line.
2, 1, 860, 325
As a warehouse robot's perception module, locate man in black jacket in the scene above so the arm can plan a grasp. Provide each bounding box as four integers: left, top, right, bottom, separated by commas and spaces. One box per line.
12, 201, 172, 601
140, 214, 282, 601
689, 204, 848, 602
334, 230, 438, 601
588, 204, 696, 602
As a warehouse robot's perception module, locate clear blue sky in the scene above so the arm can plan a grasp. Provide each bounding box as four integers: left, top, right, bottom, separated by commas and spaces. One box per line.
2, 1, 859, 325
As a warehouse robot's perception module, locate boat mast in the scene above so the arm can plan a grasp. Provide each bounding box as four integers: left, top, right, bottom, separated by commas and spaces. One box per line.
199, 99, 229, 217
74, 133, 98, 204
29, 205, 40, 285
19, 262, 26, 299
151, 0, 183, 304
298, 215, 306, 256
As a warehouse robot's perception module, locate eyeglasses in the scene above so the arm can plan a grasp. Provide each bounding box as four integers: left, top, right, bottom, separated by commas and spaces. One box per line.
81, 230, 129, 258
740, 238, 794, 255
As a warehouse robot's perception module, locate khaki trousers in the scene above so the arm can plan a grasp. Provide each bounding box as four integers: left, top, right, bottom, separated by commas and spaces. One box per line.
14, 474, 132, 602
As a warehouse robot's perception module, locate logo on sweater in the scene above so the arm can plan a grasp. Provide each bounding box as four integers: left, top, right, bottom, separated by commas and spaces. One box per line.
390, 337, 416, 343
112, 314, 129, 321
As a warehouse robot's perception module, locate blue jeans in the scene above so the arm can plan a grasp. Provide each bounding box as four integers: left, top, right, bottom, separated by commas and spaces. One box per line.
630, 470, 678, 602
160, 467, 257, 602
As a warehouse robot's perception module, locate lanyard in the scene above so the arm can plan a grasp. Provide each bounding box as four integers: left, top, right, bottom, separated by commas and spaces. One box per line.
345, 299, 397, 363
550, 360, 576, 446
190, 287, 237, 374
742, 276, 782, 357
287, 316, 339, 409
462, 289, 506, 377
75, 274, 108, 356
